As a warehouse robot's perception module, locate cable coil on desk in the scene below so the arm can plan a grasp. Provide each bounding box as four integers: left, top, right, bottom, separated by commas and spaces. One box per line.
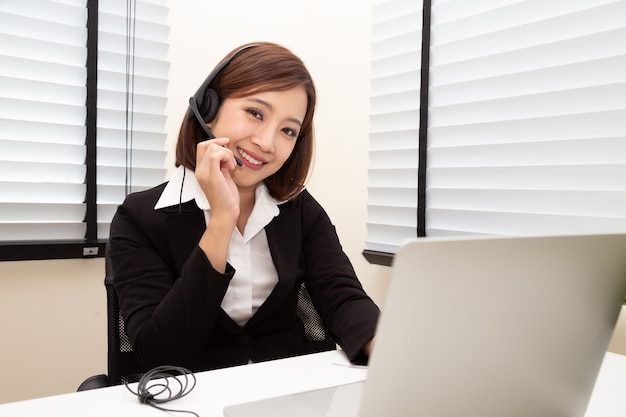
125, 365, 199, 417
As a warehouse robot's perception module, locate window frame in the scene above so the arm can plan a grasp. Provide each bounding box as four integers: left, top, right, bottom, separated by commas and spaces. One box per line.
0, 0, 169, 261
364, 0, 626, 266
0, 0, 102, 261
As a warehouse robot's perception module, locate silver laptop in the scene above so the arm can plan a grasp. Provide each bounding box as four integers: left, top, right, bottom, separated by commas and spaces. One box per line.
224, 234, 626, 417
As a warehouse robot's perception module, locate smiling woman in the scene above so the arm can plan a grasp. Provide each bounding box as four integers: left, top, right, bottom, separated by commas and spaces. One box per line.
107, 41, 380, 375
177, 43, 317, 203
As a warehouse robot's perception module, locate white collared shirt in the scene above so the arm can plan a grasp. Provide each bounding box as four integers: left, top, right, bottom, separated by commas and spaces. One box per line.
155, 166, 281, 327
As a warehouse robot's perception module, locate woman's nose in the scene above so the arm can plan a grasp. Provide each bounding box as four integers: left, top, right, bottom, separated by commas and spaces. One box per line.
251, 125, 275, 153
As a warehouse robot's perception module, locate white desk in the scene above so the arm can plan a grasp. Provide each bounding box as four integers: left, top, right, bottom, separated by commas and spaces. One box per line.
0, 350, 624, 417
584, 351, 626, 417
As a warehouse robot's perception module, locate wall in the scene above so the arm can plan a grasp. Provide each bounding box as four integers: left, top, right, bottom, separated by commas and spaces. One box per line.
0, 0, 391, 404
0, 258, 107, 403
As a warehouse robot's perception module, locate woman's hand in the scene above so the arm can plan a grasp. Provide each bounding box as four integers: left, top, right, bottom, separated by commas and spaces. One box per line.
363, 337, 376, 357
195, 137, 240, 223
195, 137, 240, 273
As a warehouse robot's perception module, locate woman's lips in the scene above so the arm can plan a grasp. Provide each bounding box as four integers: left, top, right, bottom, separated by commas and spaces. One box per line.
237, 147, 267, 170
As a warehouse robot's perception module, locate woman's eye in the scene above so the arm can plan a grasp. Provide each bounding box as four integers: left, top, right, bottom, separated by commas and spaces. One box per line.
283, 127, 298, 138
247, 109, 263, 119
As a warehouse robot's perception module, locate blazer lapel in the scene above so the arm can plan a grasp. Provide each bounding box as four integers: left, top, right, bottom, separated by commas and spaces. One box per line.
162, 201, 205, 274
246, 200, 301, 326
160, 198, 302, 330
161, 201, 243, 333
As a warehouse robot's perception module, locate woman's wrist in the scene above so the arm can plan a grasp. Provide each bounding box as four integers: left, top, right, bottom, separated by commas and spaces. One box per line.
363, 337, 376, 357
199, 221, 234, 273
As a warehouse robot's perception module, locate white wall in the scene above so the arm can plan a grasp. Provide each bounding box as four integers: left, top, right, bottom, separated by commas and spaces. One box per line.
0, 0, 391, 404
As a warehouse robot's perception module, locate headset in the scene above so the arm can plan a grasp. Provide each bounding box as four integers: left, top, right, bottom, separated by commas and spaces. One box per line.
180, 44, 258, 210
187, 44, 260, 139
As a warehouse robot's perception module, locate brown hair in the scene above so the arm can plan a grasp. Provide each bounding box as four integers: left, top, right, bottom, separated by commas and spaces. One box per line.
175, 42, 316, 201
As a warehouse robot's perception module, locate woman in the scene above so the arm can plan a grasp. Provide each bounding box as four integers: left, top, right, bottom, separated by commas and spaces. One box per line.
109, 42, 379, 373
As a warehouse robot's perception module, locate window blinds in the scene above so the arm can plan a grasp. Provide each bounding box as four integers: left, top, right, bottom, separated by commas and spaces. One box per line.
367, 0, 626, 255
0, 0, 169, 245
96, 0, 169, 239
367, 0, 423, 254
427, 0, 626, 237
0, 0, 88, 241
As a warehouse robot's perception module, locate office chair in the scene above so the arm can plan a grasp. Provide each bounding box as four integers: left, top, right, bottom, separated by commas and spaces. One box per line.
77, 247, 145, 391
78, 246, 335, 391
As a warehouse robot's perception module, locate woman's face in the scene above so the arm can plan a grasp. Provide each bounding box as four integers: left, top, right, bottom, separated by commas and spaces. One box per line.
209, 86, 308, 192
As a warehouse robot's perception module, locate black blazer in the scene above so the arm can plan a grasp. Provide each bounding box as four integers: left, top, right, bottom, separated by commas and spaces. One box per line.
109, 183, 379, 372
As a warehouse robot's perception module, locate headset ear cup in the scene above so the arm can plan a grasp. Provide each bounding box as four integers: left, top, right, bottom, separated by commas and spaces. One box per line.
201, 88, 220, 123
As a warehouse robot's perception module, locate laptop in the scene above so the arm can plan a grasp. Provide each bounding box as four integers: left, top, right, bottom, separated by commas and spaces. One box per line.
224, 234, 626, 417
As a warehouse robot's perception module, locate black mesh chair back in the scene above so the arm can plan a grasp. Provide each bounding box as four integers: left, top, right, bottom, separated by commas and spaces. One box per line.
297, 284, 336, 351
76, 248, 144, 391
104, 249, 144, 385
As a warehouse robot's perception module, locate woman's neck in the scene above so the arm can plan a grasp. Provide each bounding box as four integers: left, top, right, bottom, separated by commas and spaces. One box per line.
237, 186, 256, 234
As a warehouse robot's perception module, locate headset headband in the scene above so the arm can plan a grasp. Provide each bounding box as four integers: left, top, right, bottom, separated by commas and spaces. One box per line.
189, 44, 259, 123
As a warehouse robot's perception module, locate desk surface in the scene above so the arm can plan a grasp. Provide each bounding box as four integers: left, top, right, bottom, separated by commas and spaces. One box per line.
1, 350, 624, 417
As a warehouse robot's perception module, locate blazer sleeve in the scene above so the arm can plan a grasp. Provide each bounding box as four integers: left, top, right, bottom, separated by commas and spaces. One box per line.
108, 186, 235, 370
296, 191, 380, 363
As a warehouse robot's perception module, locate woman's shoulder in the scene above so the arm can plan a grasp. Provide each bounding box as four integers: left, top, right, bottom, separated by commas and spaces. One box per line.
117, 182, 169, 217
279, 188, 322, 210
278, 188, 332, 226
123, 182, 168, 204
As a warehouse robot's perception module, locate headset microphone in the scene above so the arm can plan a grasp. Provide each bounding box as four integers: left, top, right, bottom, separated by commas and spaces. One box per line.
188, 96, 243, 167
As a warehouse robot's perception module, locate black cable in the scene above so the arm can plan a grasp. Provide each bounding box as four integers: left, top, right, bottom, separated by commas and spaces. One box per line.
125, 365, 199, 417
179, 119, 188, 214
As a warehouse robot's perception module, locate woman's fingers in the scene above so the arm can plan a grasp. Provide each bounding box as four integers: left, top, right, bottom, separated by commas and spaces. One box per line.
195, 138, 240, 219
196, 138, 237, 171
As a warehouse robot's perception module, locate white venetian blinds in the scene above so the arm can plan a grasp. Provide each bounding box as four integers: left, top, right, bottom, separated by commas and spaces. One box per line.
0, 0, 169, 243
0, 0, 88, 241
367, 0, 626, 255
96, 0, 169, 238
367, 0, 423, 254
427, 0, 626, 237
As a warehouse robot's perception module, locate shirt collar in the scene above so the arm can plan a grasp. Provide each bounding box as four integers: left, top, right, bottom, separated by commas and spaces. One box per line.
154, 165, 208, 210
154, 166, 282, 220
